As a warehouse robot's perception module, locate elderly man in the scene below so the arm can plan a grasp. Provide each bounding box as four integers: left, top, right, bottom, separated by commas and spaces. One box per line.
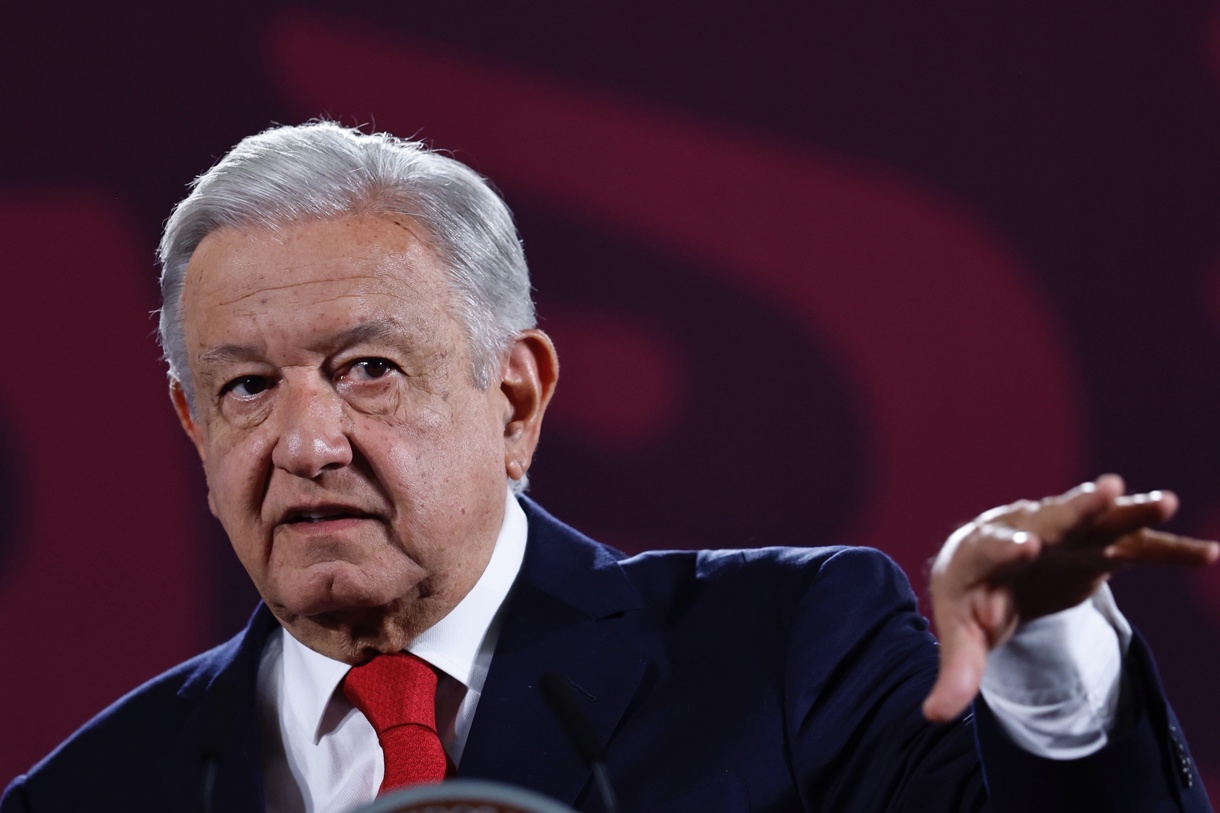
2, 122, 1215, 812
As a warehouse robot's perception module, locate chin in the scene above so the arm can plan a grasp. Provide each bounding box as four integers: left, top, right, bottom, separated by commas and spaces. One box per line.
283, 599, 428, 663
269, 562, 420, 619
285, 619, 407, 663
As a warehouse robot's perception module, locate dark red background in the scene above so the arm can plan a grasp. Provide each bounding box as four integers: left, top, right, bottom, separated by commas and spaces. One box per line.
3, 0, 1219, 797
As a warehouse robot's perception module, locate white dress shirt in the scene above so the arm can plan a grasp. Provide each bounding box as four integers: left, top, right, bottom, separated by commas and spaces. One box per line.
982, 583, 1132, 758
256, 492, 1127, 812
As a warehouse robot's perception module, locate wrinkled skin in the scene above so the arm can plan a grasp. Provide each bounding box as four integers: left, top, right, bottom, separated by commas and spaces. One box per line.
171, 214, 558, 663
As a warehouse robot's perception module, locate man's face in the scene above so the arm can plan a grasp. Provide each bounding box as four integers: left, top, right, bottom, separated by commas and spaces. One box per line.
173, 214, 539, 662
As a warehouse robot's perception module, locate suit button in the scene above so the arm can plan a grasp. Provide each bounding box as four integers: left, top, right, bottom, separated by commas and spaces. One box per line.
1169, 725, 1193, 788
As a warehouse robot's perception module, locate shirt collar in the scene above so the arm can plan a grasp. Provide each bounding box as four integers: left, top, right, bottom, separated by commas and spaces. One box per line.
280, 489, 529, 744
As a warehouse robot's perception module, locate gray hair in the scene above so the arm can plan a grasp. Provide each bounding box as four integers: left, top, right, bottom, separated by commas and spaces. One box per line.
157, 121, 535, 411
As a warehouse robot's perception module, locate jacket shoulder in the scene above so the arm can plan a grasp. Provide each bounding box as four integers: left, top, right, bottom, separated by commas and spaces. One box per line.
6, 612, 271, 811
622, 543, 917, 609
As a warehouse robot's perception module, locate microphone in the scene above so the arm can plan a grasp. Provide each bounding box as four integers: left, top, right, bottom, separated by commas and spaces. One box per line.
198, 680, 240, 813
538, 673, 619, 813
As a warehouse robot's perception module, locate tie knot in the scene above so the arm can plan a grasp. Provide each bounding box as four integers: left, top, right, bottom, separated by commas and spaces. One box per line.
342, 652, 439, 736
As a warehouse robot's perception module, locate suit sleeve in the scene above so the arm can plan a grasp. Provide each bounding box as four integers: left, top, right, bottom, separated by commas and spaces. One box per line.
973, 632, 1212, 813
781, 547, 1211, 812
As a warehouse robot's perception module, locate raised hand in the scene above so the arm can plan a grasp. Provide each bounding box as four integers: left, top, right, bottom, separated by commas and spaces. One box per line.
921, 474, 1219, 723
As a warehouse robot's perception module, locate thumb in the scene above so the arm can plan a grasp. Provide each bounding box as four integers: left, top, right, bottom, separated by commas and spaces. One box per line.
922, 619, 988, 723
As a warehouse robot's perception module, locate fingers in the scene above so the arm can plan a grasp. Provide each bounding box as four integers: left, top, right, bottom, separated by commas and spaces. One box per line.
1089, 489, 1179, 541
1014, 475, 1122, 544
985, 475, 1181, 554
1106, 529, 1220, 567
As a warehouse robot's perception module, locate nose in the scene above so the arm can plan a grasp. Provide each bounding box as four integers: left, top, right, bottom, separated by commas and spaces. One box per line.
271, 379, 353, 478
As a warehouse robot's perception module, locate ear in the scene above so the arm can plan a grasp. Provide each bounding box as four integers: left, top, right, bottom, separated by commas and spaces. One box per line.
500, 329, 559, 482
169, 379, 207, 463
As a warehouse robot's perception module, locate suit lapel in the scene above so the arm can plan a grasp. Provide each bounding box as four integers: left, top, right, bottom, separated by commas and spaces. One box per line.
159, 606, 279, 813
459, 500, 651, 811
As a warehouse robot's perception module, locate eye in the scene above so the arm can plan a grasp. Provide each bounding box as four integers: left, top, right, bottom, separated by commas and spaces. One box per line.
345, 358, 398, 382
221, 375, 276, 399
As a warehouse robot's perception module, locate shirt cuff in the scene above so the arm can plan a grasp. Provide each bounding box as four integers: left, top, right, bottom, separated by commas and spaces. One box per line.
978, 583, 1132, 759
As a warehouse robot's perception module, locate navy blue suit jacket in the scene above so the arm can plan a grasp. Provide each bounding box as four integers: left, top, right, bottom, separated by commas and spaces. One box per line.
2, 499, 1211, 811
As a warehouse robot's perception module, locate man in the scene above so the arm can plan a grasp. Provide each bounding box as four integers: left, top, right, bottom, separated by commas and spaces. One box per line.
2, 122, 1216, 812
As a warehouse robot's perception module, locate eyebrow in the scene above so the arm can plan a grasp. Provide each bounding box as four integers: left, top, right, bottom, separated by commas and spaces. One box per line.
196, 318, 406, 367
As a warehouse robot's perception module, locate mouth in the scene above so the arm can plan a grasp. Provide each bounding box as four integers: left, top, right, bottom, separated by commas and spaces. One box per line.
280, 506, 378, 526
291, 512, 360, 524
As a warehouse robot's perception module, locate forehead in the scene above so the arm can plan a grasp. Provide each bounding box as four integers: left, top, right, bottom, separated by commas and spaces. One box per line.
183, 214, 449, 313
177, 216, 472, 375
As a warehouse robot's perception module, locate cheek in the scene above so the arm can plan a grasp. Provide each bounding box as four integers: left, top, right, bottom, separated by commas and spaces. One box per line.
202, 440, 276, 583
383, 390, 499, 459
201, 429, 275, 522
371, 411, 504, 507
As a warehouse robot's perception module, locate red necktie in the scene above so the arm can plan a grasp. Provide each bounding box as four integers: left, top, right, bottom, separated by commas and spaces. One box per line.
342, 652, 453, 793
